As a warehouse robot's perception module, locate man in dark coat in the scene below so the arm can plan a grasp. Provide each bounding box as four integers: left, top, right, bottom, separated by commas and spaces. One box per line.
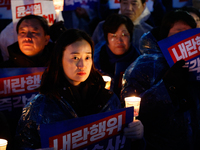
0, 15, 54, 150
0, 14, 53, 68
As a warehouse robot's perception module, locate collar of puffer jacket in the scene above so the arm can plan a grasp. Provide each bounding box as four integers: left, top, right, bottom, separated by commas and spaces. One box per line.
133, 5, 151, 25
118, 5, 151, 25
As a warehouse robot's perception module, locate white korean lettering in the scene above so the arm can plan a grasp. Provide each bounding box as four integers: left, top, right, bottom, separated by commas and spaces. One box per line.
0, 97, 12, 111
3, 79, 11, 94
178, 43, 188, 59
72, 130, 87, 149
34, 4, 42, 14
17, 6, 26, 17
62, 134, 71, 150
106, 117, 118, 135
13, 96, 24, 108
22, 94, 36, 105
11, 78, 25, 93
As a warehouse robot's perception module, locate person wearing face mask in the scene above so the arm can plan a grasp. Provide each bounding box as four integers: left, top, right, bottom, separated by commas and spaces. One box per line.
94, 14, 140, 100
92, 0, 153, 50
121, 10, 200, 150
14, 29, 144, 150
0, 15, 53, 68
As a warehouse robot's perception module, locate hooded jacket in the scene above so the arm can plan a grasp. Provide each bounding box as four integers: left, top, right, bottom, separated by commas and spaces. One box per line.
15, 78, 121, 150
0, 42, 54, 68
121, 29, 200, 150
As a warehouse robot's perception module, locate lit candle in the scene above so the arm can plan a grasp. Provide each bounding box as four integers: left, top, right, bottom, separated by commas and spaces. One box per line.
0, 139, 7, 150
124, 96, 141, 120
53, 0, 64, 21
102, 76, 111, 90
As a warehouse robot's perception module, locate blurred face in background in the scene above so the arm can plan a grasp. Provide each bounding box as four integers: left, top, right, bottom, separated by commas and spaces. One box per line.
62, 40, 92, 86
107, 24, 131, 55
168, 21, 192, 37
120, 0, 145, 22
18, 18, 50, 57
189, 12, 200, 28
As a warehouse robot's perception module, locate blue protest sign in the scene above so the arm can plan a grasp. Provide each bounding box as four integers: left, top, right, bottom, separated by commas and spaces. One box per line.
40, 107, 133, 150
0, 67, 46, 111
158, 28, 200, 81
0, 67, 46, 148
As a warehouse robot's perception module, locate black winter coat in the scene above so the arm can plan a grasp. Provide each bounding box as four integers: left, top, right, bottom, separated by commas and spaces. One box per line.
0, 42, 54, 68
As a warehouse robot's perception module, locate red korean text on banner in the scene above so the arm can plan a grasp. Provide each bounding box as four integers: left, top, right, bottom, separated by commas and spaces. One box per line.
43, 14, 54, 25
0, 72, 44, 98
0, 0, 10, 10
49, 111, 126, 150
168, 33, 200, 63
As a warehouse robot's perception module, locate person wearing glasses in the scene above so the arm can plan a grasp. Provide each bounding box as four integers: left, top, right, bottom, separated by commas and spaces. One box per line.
94, 14, 140, 101
92, 0, 153, 50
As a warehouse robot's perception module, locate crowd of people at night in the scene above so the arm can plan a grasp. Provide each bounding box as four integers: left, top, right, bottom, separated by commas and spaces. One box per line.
0, 0, 200, 150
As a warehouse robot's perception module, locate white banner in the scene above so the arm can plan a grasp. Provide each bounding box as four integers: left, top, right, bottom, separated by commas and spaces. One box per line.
11, 0, 56, 41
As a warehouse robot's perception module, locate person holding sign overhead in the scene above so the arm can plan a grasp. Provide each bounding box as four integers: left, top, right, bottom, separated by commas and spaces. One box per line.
121, 10, 200, 150
15, 29, 144, 150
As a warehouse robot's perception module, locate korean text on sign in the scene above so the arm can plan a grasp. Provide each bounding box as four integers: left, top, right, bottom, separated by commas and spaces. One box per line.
49, 111, 126, 150
0, 93, 36, 112
168, 33, 200, 78
168, 33, 200, 62
16, 3, 42, 18
158, 28, 200, 81
0, 72, 43, 97
0, 0, 11, 10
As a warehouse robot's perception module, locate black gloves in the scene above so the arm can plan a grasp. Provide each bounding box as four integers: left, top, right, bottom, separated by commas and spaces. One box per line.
163, 59, 189, 90
163, 60, 191, 111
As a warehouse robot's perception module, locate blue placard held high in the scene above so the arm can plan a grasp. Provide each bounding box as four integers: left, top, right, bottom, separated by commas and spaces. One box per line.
158, 28, 200, 81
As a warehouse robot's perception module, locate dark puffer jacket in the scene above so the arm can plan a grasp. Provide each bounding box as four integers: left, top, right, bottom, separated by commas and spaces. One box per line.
0, 42, 54, 68
15, 79, 121, 150
121, 29, 200, 150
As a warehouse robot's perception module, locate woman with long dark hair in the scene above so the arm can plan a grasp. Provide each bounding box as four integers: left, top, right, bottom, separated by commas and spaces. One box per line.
15, 29, 144, 149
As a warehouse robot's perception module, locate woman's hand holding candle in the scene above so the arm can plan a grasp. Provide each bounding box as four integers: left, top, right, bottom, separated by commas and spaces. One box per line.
123, 119, 144, 140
